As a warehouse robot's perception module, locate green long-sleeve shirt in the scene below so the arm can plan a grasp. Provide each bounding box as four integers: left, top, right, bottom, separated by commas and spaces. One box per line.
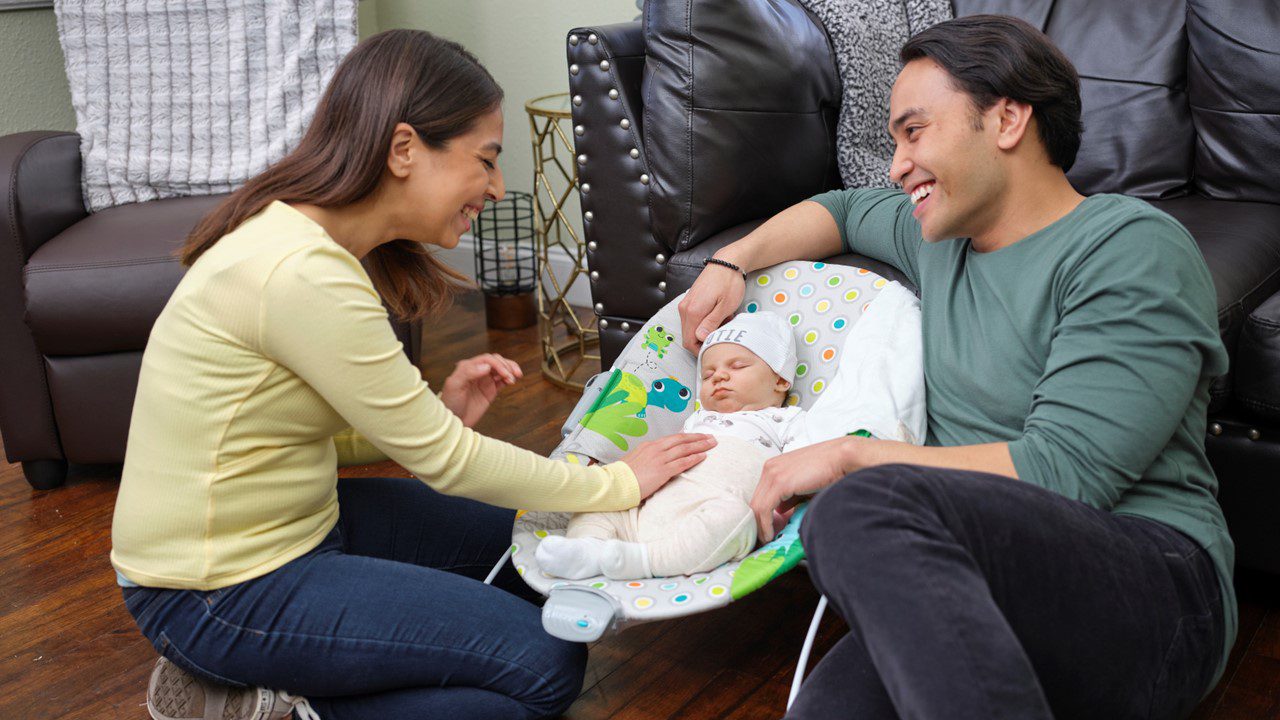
811, 188, 1235, 681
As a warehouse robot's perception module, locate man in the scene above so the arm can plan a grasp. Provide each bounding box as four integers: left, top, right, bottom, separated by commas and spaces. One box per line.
678, 15, 1232, 720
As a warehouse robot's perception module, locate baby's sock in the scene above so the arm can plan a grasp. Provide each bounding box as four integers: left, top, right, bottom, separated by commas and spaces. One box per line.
600, 540, 652, 580
536, 536, 606, 579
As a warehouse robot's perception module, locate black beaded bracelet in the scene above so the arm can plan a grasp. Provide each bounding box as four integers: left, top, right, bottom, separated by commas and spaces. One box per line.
703, 256, 748, 281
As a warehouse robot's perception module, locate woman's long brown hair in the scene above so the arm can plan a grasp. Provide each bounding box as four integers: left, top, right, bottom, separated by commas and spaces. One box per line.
180, 29, 503, 320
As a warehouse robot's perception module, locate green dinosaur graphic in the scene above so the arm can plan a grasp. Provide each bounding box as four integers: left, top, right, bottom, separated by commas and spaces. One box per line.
578, 369, 650, 451
730, 504, 809, 599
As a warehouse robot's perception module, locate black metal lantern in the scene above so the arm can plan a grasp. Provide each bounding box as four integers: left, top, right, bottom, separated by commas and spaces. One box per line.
473, 191, 539, 329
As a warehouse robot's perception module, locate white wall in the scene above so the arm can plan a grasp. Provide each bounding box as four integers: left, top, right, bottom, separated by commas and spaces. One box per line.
375, 0, 640, 303
0, 7, 75, 135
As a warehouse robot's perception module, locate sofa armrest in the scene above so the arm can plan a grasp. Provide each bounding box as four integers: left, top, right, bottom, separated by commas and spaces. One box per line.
0, 131, 85, 465
567, 22, 670, 322
1236, 288, 1280, 422
0, 132, 87, 261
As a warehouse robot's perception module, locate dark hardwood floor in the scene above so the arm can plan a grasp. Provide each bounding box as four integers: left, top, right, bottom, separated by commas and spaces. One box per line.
1, 290, 1278, 719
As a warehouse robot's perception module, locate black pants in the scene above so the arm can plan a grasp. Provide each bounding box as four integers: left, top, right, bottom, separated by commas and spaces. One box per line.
789, 464, 1225, 720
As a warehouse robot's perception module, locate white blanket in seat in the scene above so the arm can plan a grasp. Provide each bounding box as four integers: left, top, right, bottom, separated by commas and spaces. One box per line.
787, 281, 926, 448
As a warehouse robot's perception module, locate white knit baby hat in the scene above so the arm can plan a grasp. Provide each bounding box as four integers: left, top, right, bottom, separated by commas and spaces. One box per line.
698, 310, 799, 384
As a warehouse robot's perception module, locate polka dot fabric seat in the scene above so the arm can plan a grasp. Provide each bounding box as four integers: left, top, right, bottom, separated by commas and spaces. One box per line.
510, 261, 891, 630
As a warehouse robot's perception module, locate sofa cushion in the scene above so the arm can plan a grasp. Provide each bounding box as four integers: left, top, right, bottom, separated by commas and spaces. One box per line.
1236, 291, 1280, 422
1187, 0, 1280, 204
23, 194, 226, 356
642, 0, 841, 253
955, 0, 1195, 199
1147, 196, 1280, 409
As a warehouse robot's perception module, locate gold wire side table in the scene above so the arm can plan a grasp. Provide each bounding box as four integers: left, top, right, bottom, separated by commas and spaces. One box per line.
526, 92, 599, 390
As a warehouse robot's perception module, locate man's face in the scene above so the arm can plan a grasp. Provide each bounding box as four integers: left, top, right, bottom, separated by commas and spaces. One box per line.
887, 58, 1005, 243
699, 343, 788, 413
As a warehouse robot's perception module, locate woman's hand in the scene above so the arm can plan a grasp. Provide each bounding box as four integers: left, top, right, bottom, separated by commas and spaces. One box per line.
750, 436, 859, 543
617, 433, 717, 499
440, 353, 522, 428
678, 261, 746, 353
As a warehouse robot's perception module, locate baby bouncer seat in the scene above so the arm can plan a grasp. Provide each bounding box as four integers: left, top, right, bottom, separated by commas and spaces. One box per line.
486, 260, 924, 703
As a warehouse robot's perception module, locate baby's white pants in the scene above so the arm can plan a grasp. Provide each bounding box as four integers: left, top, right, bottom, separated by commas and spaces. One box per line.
566, 436, 768, 577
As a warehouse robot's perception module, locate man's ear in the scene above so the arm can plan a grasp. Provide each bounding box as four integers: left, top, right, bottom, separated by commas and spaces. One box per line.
994, 98, 1034, 153
386, 122, 418, 179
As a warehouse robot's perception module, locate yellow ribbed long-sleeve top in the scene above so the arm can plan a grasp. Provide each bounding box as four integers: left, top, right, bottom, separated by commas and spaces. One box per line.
111, 201, 639, 590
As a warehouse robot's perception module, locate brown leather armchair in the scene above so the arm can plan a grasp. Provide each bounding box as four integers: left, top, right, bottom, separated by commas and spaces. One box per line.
0, 131, 421, 490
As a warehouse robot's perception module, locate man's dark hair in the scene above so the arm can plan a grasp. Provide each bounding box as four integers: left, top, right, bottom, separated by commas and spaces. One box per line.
900, 15, 1083, 172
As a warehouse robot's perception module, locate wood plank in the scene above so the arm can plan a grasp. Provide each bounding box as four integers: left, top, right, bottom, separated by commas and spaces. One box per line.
1209, 653, 1280, 719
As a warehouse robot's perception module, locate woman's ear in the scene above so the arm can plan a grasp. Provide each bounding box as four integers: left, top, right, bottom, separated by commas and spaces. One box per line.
386, 122, 418, 179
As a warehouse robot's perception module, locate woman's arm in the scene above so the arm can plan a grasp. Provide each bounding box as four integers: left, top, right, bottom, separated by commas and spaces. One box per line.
259, 242, 647, 512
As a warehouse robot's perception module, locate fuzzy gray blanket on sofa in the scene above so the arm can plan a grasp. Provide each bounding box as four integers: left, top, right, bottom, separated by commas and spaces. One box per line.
798, 0, 952, 189
53, 0, 358, 212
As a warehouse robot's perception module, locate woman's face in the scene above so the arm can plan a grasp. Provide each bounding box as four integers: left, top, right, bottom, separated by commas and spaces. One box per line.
403, 107, 506, 249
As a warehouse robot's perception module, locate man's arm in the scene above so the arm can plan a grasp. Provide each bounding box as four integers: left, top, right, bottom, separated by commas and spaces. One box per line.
1004, 218, 1225, 508
680, 189, 921, 351
679, 201, 842, 350
713, 200, 843, 275
847, 438, 1018, 478
750, 435, 1017, 541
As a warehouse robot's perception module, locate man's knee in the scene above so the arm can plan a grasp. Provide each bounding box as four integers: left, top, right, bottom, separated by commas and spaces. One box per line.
804, 464, 935, 524
801, 465, 952, 565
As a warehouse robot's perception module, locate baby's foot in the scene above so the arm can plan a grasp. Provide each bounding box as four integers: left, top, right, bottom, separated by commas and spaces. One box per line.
536, 536, 606, 579
599, 540, 653, 580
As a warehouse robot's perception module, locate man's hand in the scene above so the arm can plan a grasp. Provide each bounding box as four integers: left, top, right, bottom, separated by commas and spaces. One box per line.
678, 261, 746, 353
440, 353, 522, 428
750, 437, 859, 543
750, 437, 1021, 541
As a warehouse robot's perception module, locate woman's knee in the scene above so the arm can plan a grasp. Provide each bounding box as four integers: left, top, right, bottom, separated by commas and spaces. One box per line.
514, 634, 587, 718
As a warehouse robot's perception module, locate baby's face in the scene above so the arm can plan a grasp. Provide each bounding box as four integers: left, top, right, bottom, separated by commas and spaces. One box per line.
699, 343, 789, 413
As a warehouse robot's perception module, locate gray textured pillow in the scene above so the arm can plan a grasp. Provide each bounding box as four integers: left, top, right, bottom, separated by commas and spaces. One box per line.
797, 0, 952, 189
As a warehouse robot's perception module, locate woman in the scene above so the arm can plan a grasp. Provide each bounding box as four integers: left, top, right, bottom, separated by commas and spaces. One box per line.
112, 30, 714, 720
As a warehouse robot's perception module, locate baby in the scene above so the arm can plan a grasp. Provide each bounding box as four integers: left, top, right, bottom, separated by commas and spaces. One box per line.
537, 311, 802, 580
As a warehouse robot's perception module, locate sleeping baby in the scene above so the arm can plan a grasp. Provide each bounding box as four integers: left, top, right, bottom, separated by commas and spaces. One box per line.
537, 310, 803, 580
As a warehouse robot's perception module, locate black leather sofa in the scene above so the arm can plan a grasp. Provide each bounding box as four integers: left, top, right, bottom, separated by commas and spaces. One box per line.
566, 0, 1280, 572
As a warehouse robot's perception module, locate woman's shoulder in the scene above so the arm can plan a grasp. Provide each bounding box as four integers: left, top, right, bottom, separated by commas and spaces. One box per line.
212, 202, 365, 280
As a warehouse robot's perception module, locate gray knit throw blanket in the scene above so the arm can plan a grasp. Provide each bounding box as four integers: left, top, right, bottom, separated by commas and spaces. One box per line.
798, 0, 952, 189
53, 1, 358, 212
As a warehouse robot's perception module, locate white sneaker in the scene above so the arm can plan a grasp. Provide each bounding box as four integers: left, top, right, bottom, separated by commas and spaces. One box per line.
146, 657, 320, 720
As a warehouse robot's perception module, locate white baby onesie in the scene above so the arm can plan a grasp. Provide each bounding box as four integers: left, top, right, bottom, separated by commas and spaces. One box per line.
551, 406, 804, 579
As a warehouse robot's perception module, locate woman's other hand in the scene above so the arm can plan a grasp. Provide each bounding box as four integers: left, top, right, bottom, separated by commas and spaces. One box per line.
678, 261, 745, 353
617, 433, 717, 499
440, 353, 522, 427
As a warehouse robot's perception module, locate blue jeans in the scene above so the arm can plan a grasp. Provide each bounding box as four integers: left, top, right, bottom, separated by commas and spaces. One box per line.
788, 464, 1226, 720
122, 477, 585, 720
